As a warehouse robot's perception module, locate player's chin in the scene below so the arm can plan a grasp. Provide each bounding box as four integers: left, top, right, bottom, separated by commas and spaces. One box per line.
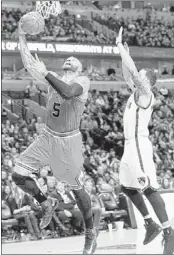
62, 65, 73, 71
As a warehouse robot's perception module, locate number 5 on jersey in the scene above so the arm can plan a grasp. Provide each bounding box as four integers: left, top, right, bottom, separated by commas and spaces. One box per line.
52, 102, 61, 117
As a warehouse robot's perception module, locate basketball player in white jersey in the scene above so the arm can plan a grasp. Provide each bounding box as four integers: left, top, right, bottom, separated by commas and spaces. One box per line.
12, 22, 98, 254
116, 27, 174, 254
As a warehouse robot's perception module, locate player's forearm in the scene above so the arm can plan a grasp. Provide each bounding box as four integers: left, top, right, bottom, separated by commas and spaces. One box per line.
44, 72, 72, 98
118, 43, 137, 74
122, 61, 134, 88
19, 35, 31, 69
118, 43, 150, 95
44, 72, 83, 98
19, 35, 48, 85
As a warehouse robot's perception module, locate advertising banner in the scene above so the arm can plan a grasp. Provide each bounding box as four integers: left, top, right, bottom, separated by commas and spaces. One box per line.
2, 41, 174, 59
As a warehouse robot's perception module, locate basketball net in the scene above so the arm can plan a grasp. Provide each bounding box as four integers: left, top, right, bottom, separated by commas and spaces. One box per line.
36, 1, 62, 19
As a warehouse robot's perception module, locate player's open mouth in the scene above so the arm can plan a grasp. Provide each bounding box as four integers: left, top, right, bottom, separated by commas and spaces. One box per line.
64, 63, 71, 66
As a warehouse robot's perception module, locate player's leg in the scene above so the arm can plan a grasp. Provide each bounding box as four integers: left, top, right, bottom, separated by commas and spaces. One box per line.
144, 187, 174, 254
72, 186, 97, 248
142, 149, 174, 254
51, 133, 97, 254
12, 132, 58, 229
119, 158, 162, 245
122, 186, 162, 245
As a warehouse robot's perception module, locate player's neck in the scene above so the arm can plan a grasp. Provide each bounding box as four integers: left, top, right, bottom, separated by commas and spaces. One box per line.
64, 70, 73, 74
63, 70, 78, 80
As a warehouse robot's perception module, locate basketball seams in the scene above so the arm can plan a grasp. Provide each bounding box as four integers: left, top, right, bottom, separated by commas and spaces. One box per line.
28, 20, 39, 35
21, 11, 45, 35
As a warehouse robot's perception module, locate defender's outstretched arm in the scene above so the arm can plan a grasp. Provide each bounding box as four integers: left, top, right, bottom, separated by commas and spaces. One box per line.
122, 42, 134, 90
116, 27, 151, 96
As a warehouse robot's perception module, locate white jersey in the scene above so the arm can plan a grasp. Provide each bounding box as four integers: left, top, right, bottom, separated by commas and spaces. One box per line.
120, 91, 158, 190
123, 92, 154, 140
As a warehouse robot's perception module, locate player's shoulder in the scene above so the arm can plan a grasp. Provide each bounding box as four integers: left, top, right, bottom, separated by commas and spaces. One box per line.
74, 75, 90, 85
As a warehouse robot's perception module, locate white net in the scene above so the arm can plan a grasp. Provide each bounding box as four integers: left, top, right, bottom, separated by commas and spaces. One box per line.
36, 1, 62, 19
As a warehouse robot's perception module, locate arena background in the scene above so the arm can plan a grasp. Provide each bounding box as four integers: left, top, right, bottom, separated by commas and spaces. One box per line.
1, 0, 174, 254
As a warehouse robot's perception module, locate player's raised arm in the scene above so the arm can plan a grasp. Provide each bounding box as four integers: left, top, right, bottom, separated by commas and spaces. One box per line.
121, 42, 135, 90
116, 27, 151, 96
18, 21, 48, 85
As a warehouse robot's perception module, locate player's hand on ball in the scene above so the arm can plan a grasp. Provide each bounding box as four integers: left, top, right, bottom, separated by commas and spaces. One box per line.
124, 42, 130, 55
18, 19, 26, 36
116, 26, 123, 46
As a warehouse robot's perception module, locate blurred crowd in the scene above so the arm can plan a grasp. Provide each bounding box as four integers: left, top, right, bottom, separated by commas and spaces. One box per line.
2, 87, 174, 241
92, 13, 174, 47
1, 8, 174, 47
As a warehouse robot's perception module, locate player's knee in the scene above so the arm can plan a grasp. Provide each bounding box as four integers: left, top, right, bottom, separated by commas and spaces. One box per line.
144, 187, 165, 207
12, 171, 24, 186
12, 172, 37, 194
144, 187, 157, 197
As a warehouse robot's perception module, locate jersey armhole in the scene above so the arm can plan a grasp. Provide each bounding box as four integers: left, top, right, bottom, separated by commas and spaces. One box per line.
76, 92, 88, 102
134, 92, 153, 110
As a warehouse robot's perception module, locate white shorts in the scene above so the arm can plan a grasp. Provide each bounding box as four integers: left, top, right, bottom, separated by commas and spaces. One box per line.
119, 137, 159, 191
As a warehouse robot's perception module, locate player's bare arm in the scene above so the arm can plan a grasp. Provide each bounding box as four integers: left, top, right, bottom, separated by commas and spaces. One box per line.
18, 22, 48, 86
122, 42, 135, 90
116, 27, 151, 98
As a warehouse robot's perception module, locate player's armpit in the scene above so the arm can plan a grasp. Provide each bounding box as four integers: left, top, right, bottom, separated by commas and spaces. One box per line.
117, 42, 151, 96
134, 90, 153, 109
129, 69, 151, 96
19, 35, 48, 85
73, 76, 90, 94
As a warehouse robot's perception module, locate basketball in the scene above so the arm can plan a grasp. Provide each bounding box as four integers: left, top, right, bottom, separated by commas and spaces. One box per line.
20, 12, 45, 35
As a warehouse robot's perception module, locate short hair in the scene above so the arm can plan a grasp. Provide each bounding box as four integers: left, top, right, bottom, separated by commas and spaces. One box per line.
143, 68, 157, 87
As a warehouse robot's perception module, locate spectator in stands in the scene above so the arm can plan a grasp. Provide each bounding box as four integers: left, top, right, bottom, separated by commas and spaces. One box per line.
28, 118, 37, 132
172, 65, 174, 75
162, 66, 169, 75
84, 178, 103, 233
107, 65, 116, 76
2, 186, 14, 220
162, 177, 171, 189
2, 8, 174, 48
35, 117, 45, 134
51, 181, 84, 234
25, 80, 38, 98
45, 177, 70, 237
3, 186, 41, 240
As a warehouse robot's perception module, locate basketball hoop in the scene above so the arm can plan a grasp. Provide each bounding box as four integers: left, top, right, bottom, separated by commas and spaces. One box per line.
36, 1, 62, 19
